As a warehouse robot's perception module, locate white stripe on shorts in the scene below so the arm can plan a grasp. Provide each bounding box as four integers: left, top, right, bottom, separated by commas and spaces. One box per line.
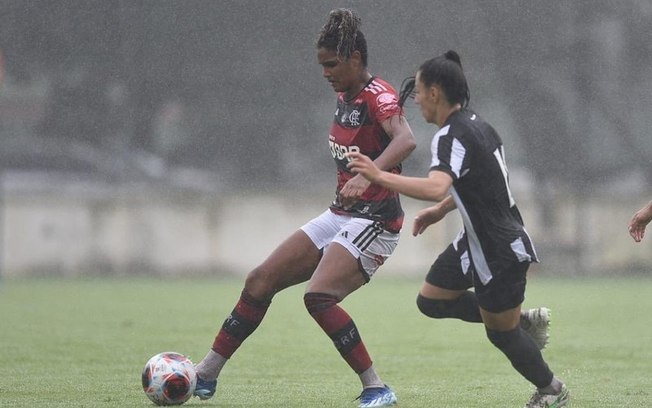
301, 210, 400, 279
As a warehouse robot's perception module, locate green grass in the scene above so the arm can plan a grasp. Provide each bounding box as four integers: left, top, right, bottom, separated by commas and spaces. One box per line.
1, 276, 651, 407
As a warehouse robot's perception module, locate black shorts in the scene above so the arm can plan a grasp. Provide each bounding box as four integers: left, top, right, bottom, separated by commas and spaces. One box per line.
425, 242, 529, 313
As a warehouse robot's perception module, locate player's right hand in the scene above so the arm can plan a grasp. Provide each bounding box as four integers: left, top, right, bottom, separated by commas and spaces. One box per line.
629, 216, 648, 242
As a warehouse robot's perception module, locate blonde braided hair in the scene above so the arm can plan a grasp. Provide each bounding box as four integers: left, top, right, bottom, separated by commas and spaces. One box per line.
317, 8, 367, 66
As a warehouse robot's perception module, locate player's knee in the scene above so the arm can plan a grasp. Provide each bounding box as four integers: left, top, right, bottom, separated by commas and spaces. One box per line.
244, 266, 277, 300
304, 292, 338, 316
416, 294, 450, 319
485, 326, 520, 350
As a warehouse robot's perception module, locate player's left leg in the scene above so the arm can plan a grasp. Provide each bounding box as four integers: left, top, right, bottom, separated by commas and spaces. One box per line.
304, 219, 398, 407
520, 307, 551, 351
482, 306, 556, 385
477, 263, 569, 407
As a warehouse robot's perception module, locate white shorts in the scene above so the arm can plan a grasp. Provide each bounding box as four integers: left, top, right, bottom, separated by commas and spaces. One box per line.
300, 210, 400, 280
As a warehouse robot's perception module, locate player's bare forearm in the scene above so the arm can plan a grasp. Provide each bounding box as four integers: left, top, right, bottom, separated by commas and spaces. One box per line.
375, 171, 450, 202
412, 198, 455, 236
374, 115, 416, 170
436, 195, 457, 214
640, 200, 652, 220
346, 152, 452, 202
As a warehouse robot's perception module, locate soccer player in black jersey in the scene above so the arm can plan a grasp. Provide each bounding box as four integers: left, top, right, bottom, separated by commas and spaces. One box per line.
191, 9, 415, 408
629, 200, 652, 242
347, 50, 570, 408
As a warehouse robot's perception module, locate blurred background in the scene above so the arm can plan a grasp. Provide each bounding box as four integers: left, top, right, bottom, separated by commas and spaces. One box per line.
0, 0, 650, 279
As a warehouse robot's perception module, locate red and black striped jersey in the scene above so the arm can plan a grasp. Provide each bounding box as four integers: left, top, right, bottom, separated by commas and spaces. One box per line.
328, 76, 404, 233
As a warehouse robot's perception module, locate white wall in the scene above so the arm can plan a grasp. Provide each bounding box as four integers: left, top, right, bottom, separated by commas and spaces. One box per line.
2, 189, 650, 277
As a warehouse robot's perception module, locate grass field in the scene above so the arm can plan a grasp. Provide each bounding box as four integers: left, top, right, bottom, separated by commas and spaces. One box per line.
1, 275, 651, 407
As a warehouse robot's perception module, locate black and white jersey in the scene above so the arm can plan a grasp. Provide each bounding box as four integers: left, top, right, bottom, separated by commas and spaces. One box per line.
430, 109, 538, 285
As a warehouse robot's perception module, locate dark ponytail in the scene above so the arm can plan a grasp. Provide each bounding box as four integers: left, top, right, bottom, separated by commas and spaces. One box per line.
443, 50, 462, 67
316, 8, 368, 66
398, 76, 416, 108
418, 50, 470, 108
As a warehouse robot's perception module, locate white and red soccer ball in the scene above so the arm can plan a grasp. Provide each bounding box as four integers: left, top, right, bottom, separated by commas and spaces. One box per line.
142, 352, 197, 406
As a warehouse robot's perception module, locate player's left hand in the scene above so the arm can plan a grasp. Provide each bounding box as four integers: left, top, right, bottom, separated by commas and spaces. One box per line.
339, 173, 371, 209
345, 151, 381, 182
412, 205, 446, 236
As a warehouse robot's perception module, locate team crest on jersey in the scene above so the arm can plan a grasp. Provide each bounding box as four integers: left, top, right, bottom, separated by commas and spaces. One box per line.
335, 101, 368, 128
347, 109, 360, 126
340, 109, 360, 126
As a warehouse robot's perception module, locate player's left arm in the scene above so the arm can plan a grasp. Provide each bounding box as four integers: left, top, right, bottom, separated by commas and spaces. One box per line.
412, 195, 457, 236
374, 114, 417, 170
340, 115, 416, 203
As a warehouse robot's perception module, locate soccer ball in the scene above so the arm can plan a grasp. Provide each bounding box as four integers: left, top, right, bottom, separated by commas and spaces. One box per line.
141, 352, 197, 406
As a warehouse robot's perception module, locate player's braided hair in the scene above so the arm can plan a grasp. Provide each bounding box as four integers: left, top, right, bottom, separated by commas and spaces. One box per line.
418, 50, 470, 108
317, 8, 368, 67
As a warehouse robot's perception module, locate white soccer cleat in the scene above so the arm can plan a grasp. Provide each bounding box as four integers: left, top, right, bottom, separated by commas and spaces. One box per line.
524, 384, 570, 408
520, 307, 551, 350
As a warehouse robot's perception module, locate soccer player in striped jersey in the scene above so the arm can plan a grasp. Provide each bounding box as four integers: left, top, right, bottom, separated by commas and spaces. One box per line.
628, 200, 652, 242
347, 50, 569, 408
192, 9, 415, 408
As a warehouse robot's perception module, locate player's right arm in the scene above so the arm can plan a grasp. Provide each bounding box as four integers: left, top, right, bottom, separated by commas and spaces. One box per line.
346, 153, 453, 202
628, 200, 652, 242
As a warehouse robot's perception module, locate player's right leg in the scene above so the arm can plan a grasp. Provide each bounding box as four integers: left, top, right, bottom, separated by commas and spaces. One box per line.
303, 216, 399, 407
193, 229, 321, 400
417, 243, 552, 350
416, 242, 482, 322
